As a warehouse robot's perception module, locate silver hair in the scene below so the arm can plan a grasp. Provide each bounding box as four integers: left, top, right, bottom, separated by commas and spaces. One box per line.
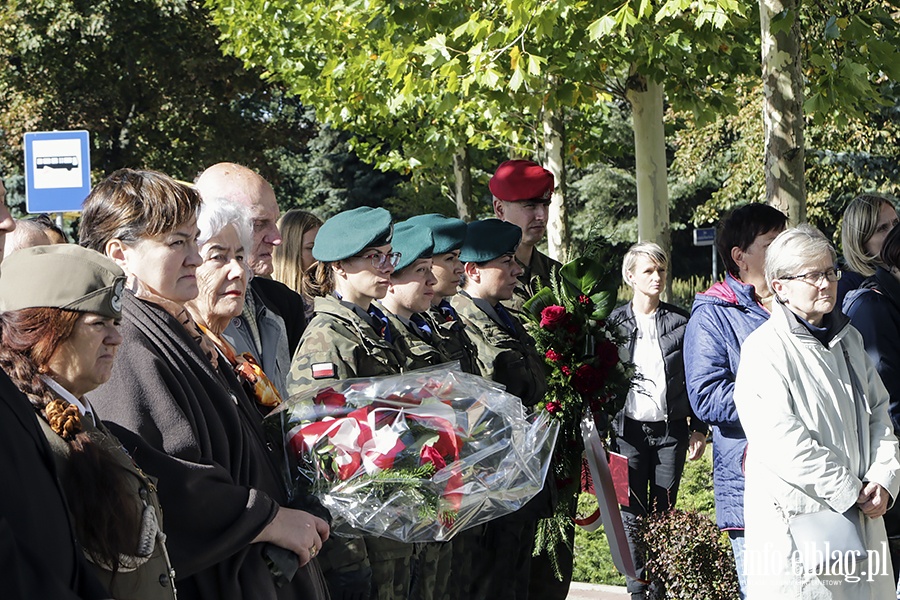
196, 197, 253, 255
764, 225, 837, 292
621, 241, 668, 286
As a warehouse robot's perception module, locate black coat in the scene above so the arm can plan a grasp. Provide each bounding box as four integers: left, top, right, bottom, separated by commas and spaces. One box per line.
0, 369, 109, 599
610, 301, 708, 435
87, 292, 327, 600
251, 277, 308, 358
844, 266, 900, 433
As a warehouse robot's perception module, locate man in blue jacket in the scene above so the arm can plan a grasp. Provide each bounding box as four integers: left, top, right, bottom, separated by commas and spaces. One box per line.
683, 203, 786, 597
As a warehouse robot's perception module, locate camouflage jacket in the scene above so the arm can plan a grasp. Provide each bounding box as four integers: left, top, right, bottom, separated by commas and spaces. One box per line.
376, 305, 452, 371
450, 292, 548, 407
507, 247, 562, 314
423, 301, 479, 375
286, 295, 405, 400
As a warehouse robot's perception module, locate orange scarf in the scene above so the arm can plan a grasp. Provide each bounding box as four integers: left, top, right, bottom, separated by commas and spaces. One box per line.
197, 325, 283, 409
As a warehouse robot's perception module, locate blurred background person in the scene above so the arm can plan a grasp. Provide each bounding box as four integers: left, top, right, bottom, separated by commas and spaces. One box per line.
273, 208, 322, 321
735, 225, 899, 597
839, 193, 899, 306
0, 244, 175, 599
2, 218, 49, 260
30, 213, 70, 244
844, 224, 900, 584
610, 242, 707, 600
79, 168, 329, 600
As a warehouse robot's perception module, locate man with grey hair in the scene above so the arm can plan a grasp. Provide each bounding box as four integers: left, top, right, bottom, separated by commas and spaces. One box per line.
3, 219, 50, 260
195, 163, 307, 400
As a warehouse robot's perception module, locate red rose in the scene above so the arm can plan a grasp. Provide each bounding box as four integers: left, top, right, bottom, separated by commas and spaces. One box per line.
546, 401, 561, 414
314, 388, 346, 408
420, 445, 447, 471
561, 365, 572, 376
545, 349, 563, 362
596, 340, 620, 371
540, 305, 569, 329
572, 364, 605, 396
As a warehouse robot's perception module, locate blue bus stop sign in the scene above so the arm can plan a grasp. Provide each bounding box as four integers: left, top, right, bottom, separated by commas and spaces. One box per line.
24, 130, 91, 213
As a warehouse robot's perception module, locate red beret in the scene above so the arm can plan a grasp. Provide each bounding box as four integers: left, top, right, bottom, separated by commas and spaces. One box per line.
489, 159, 554, 202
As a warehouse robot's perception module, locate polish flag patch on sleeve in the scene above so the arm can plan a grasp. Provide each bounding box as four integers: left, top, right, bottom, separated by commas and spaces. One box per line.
311, 362, 336, 379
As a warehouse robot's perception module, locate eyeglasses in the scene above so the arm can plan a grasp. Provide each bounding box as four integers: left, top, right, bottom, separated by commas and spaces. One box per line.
355, 251, 401, 269
779, 268, 842, 285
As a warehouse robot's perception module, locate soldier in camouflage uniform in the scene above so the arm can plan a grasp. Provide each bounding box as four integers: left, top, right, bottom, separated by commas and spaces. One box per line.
406, 214, 478, 379
491, 160, 574, 600
490, 159, 562, 315
377, 221, 454, 600
450, 219, 550, 600
403, 214, 479, 600
286, 207, 410, 600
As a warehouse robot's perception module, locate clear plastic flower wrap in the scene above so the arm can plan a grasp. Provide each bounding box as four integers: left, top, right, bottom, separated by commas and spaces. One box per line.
266, 364, 560, 543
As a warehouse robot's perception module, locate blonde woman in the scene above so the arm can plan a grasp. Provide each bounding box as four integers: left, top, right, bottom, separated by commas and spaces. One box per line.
273, 209, 322, 321
839, 194, 899, 305
611, 242, 707, 599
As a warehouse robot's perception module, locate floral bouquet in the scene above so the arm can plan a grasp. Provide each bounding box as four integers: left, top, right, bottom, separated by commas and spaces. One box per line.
267, 365, 559, 543
522, 252, 635, 575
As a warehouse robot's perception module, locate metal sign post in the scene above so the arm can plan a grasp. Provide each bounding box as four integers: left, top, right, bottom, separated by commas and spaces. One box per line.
693, 227, 718, 282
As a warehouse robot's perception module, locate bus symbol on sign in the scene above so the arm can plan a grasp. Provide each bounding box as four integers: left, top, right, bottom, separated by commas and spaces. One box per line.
36, 155, 79, 170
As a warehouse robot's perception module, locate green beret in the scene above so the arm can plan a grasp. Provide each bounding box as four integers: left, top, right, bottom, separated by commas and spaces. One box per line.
392, 222, 434, 272
0, 245, 126, 319
404, 214, 467, 255
458, 219, 522, 263
312, 207, 393, 262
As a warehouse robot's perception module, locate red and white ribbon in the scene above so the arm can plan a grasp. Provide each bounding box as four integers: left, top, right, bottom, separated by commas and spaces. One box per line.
579, 413, 636, 579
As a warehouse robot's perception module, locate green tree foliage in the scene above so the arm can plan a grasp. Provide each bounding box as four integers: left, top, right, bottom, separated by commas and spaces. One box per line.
670, 78, 900, 249
207, 0, 757, 180
0, 0, 315, 182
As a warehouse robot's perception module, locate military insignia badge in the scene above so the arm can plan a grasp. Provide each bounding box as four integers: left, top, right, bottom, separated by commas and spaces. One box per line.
110, 279, 124, 314
311, 362, 336, 379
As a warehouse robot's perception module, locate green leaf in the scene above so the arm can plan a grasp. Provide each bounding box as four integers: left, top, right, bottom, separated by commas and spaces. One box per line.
522, 287, 559, 323
823, 16, 839, 41
587, 15, 616, 41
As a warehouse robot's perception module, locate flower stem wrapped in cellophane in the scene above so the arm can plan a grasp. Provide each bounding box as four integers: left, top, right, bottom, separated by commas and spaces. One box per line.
267, 364, 559, 543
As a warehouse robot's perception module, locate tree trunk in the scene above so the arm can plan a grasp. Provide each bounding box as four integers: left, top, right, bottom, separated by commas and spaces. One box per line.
626, 74, 671, 261
542, 106, 568, 261
760, 0, 805, 224
452, 145, 475, 221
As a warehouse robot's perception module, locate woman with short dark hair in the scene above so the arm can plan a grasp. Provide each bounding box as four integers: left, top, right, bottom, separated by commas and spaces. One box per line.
79, 168, 329, 600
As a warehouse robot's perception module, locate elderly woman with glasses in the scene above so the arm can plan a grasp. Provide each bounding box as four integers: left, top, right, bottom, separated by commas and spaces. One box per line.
734, 225, 900, 598
287, 206, 408, 600
78, 169, 330, 600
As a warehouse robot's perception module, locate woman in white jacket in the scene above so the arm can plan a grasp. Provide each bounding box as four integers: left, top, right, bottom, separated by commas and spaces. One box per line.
734, 225, 900, 599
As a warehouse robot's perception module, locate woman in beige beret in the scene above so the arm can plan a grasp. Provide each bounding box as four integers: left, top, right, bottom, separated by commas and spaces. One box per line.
0, 244, 176, 600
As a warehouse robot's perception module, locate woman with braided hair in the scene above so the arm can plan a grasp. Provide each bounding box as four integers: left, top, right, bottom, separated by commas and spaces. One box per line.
0, 244, 175, 599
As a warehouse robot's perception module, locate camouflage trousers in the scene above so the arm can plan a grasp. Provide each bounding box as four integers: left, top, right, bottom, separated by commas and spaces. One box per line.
470, 515, 537, 600
410, 541, 452, 600
365, 537, 414, 600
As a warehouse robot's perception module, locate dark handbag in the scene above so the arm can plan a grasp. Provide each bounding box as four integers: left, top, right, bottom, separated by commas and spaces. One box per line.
788, 508, 866, 572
